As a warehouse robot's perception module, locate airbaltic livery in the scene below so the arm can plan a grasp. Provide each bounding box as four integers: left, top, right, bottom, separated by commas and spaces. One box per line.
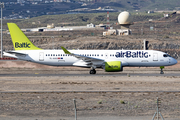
4, 23, 177, 74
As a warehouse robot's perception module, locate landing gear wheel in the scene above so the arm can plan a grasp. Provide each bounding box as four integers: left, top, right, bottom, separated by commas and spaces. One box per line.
160, 66, 164, 74
94, 70, 96, 74
160, 68, 164, 74
90, 69, 96, 74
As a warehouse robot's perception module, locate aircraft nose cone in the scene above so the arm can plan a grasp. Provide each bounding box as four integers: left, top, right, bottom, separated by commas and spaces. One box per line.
172, 58, 177, 65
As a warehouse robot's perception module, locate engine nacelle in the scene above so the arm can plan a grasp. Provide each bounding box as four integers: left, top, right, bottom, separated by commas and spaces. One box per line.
104, 61, 123, 72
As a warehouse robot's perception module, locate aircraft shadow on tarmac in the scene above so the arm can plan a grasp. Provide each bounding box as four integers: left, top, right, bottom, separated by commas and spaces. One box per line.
0, 73, 180, 77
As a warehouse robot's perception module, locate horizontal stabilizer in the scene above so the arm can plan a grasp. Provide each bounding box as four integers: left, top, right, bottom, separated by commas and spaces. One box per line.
6, 51, 27, 56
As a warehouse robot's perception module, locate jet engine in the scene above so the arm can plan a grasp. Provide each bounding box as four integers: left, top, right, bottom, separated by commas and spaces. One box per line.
104, 61, 123, 72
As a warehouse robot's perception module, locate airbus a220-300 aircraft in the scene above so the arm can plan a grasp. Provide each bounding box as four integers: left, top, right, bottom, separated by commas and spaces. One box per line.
4, 23, 177, 74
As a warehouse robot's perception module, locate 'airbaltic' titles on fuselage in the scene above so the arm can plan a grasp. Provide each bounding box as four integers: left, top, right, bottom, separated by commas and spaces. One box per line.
115, 51, 148, 58
15, 42, 30, 48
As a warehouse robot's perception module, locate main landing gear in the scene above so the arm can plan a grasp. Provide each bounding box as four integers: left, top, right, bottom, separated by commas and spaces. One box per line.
90, 66, 97, 74
90, 69, 96, 74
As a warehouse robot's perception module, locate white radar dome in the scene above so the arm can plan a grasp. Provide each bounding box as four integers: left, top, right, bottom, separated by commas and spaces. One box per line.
118, 11, 132, 25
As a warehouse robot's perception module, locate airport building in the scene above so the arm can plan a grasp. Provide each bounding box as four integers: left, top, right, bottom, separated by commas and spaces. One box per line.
22, 23, 104, 32
103, 11, 132, 36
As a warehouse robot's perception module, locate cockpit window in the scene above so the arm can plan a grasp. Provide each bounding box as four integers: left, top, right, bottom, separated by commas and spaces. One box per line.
163, 54, 171, 57
167, 54, 171, 57
163, 54, 168, 57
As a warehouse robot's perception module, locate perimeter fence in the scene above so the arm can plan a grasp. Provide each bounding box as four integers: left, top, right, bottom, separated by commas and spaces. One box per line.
0, 92, 180, 119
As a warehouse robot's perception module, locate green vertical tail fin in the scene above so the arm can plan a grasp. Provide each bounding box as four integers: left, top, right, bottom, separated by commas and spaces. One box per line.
7, 23, 42, 50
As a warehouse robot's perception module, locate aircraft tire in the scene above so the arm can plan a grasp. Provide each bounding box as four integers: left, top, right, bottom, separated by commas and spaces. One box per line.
90, 69, 96, 74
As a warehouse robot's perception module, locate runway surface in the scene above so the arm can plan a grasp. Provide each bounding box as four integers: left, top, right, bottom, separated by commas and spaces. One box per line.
0, 72, 180, 93
0, 73, 180, 77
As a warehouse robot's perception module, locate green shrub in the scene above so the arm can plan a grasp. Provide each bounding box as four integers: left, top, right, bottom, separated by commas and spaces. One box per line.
98, 100, 103, 104
120, 100, 125, 104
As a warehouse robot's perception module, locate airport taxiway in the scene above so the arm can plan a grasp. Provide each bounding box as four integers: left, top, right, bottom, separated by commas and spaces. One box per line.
0, 69, 180, 92
0, 73, 180, 77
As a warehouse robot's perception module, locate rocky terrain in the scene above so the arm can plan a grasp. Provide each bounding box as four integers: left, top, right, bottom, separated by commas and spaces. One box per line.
4, 35, 180, 59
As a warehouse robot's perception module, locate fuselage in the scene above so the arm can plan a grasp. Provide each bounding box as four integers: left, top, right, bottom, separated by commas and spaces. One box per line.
4, 49, 177, 68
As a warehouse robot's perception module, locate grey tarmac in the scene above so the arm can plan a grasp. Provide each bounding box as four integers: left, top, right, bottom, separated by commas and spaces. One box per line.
0, 73, 180, 77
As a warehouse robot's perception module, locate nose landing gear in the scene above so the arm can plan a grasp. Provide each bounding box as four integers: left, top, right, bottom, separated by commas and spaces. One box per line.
160, 66, 164, 74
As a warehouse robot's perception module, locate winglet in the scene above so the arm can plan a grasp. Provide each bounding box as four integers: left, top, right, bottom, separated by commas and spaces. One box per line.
61, 46, 71, 54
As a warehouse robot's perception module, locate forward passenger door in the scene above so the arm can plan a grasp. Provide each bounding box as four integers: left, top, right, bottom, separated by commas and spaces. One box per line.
153, 53, 158, 61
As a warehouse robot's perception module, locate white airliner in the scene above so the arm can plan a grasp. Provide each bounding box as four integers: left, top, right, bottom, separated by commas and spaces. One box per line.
3, 23, 177, 74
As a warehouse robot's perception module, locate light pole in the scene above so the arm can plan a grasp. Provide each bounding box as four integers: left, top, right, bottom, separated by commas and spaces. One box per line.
0, 2, 4, 58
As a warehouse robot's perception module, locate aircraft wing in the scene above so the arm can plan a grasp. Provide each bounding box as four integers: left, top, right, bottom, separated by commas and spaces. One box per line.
61, 46, 104, 62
